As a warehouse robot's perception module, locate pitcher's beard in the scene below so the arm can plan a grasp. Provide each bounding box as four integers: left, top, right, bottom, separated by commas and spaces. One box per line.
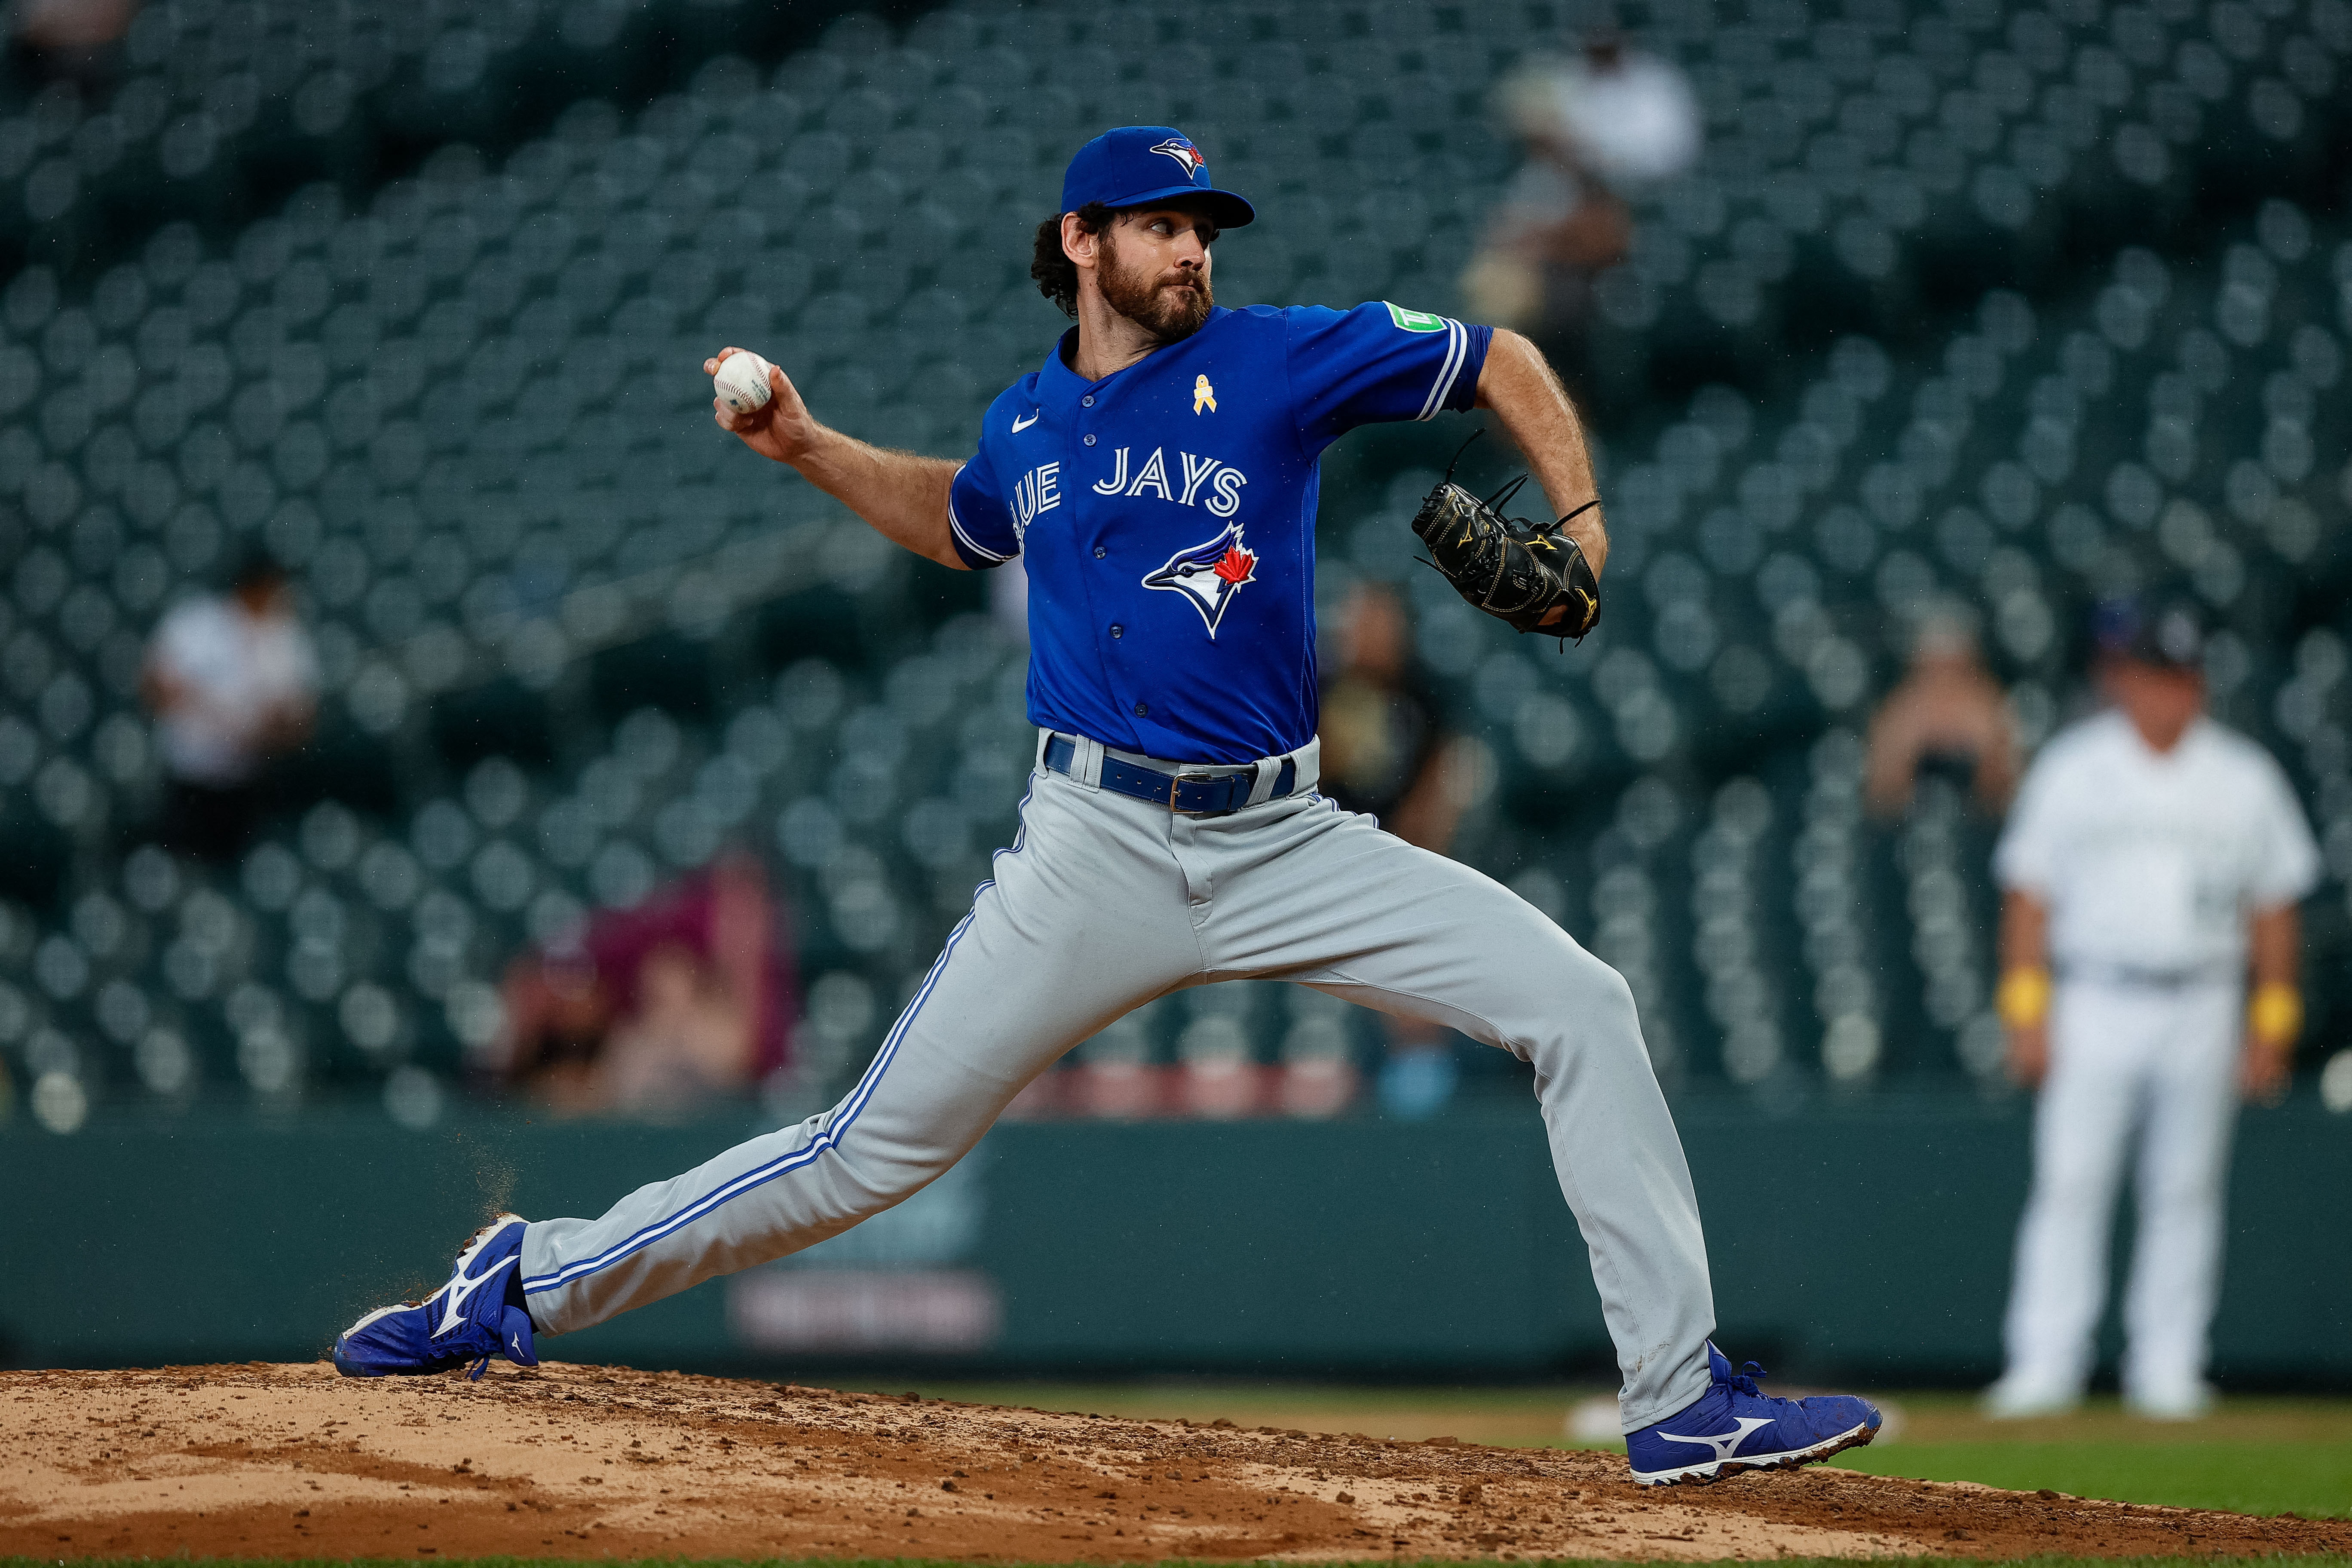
1098, 230, 1213, 341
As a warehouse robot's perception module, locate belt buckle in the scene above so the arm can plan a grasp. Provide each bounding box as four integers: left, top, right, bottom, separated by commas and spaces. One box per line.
1169, 769, 1227, 816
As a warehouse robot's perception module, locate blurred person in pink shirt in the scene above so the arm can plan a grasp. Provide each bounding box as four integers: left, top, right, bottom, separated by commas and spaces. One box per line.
487, 851, 797, 1120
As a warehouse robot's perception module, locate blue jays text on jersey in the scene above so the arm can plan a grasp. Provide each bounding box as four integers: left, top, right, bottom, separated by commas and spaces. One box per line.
949, 302, 1491, 766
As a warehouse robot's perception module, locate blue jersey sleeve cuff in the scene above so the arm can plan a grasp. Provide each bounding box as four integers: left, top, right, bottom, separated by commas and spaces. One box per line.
948, 510, 1011, 570
1445, 322, 1494, 416
945, 475, 1017, 570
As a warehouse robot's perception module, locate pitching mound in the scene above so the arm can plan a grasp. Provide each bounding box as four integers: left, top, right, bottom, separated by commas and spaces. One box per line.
4, 1364, 2345, 1562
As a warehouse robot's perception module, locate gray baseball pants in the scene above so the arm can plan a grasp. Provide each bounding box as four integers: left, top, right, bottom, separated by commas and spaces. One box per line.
520, 735, 1718, 1429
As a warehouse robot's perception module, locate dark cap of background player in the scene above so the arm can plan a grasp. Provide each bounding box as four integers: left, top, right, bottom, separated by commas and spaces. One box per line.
2096, 594, 2206, 672
1060, 126, 1255, 228
231, 545, 287, 594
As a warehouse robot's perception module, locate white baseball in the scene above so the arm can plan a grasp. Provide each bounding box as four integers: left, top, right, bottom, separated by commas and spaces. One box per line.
714, 352, 774, 414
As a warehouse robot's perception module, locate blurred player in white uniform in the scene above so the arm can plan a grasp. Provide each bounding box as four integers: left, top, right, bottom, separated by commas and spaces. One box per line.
1985, 598, 2318, 1419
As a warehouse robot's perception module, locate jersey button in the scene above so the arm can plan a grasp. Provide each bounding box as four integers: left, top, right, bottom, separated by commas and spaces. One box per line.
1081, 395, 1095, 407
1110, 625, 1124, 639
1133, 702, 1148, 717
1093, 545, 1107, 559
1083, 433, 1097, 446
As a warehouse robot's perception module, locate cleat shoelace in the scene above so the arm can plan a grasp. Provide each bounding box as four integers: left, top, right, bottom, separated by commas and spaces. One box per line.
1727, 1361, 1768, 1398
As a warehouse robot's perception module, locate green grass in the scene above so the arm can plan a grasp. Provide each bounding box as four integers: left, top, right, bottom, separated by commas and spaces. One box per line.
1830, 1439, 2352, 1519
1557, 1421, 2352, 1520
1792, 1393, 2352, 1520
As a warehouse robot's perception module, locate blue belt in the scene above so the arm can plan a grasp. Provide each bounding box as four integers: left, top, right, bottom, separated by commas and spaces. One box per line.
1044, 735, 1301, 817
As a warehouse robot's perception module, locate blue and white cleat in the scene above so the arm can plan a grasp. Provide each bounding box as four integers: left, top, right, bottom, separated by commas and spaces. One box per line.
332, 1213, 541, 1380
1626, 1342, 1880, 1485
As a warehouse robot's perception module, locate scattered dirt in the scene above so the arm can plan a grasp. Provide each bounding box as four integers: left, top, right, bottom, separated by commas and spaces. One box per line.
4, 1363, 2347, 1561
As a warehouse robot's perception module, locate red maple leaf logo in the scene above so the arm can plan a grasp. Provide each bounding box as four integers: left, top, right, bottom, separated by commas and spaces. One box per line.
1213, 545, 1256, 584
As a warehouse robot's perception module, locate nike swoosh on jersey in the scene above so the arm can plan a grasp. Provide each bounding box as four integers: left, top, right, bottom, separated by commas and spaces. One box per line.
434, 1255, 518, 1339
1011, 410, 1040, 432
1654, 1415, 1775, 1460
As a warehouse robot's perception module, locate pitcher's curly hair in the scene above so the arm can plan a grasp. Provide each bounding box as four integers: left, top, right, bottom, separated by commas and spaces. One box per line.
1030, 201, 1115, 318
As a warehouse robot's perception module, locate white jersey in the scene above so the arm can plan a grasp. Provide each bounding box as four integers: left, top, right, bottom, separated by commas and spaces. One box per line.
1994, 710, 2318, 976
149, 595, 318, 786
1547, 53, 1702, 187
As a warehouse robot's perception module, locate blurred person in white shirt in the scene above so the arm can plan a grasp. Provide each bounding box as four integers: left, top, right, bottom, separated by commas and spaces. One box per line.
1512, 30, 1703, 187
1984, 597, 2318, 1421
1466, 31, 1701, 359
141, 549, 319, 863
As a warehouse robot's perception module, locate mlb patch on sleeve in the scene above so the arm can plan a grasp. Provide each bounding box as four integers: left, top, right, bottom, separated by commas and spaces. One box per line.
1384, 302, 1450, 332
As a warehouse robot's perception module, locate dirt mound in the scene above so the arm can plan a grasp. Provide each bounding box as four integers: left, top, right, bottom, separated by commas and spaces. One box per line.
4, 1363, 2343, 1561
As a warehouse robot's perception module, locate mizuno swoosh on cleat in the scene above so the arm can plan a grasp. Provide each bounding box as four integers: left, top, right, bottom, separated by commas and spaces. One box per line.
1626, 1342, 1881, 1486
333, 1216, 542, 1379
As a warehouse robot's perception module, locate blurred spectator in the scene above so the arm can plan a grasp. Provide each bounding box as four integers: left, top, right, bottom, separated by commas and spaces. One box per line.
9, 0, 136, 91
1984, 598, 2319, 1421
1319, 583, 1471, 1118
141, 549, 318, 864
1863, 609, 2021, 818
487, 852, 798, 1120
1465, 31, 1700, 358
1320, 584, 1464, 846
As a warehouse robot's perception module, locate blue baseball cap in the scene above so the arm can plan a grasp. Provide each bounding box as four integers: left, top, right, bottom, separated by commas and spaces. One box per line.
1060, 126, 1255, 228
2097, 594, 2205, 671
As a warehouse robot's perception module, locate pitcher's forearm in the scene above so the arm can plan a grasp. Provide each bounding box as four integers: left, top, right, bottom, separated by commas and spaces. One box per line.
788, 426, 966, 570
1476, 329, 1607, 576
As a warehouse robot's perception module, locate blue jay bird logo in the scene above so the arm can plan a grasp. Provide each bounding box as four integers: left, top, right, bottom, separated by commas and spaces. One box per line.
1143, 523, 1257, 639
1149, 137, 1208, 181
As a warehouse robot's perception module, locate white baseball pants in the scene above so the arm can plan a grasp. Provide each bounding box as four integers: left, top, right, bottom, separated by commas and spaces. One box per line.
518, 753, 1718, 1429
2000, 977, 2242, 1403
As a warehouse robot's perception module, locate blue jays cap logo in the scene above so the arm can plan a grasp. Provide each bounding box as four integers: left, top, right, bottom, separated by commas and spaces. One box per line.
1144, 522, 1256, 639
1149, 136, 1208, 181
1062, 127, 1255, 227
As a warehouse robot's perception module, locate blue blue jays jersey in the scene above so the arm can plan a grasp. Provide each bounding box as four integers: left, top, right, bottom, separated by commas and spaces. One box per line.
948, 303, 1491, 765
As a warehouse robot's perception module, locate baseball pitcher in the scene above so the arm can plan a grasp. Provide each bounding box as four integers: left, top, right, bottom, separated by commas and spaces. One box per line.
335, 126, 1878, 1485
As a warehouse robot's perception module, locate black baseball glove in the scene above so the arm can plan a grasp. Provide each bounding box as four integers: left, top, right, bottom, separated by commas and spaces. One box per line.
1410, 443, 1602, 640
